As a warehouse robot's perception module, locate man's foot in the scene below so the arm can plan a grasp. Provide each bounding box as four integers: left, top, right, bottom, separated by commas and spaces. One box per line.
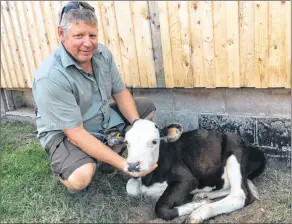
67, 188, 83, 194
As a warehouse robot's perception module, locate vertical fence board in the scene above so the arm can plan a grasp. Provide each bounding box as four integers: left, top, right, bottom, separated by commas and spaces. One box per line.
268, 2, 286, 87
101, 2, 125, 82
14, 1, 36, 86
189, 1, 205, 87
51, 1, 63, 33
8, 1, 32, 87
226, 1, 240, 87
1, 2, 23, 87
167, 1, 185, 87
158, 1, 174, 88
88, 1, 105, 45
179, 1, 193, 88
31, 2, 51, 58
131, 1, 156, 88
148, 1, 166, 88
1, 41, 12, 88
22, 1, 43, 68
40, 1, 59, 51
213, 1, 228, 87
1, 65, 8, 88
254, 1, 268, 88
286, 1, 291, 88
200, 1, 216, 88
114, 1, 140, 87
239, 1, 255, 87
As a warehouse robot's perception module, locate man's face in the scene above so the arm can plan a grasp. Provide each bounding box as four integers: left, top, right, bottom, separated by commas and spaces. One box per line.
59, 21, 98, 64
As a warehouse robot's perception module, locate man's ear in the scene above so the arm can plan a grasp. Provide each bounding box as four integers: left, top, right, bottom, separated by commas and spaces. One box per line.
58, 27, 66, 42
165, 123, 183, 142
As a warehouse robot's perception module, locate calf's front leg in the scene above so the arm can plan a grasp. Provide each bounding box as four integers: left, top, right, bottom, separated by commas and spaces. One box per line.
155, 181, 198, 221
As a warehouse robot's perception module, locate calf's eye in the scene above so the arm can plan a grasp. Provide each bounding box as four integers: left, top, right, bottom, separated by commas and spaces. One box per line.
152, 140, 158, 145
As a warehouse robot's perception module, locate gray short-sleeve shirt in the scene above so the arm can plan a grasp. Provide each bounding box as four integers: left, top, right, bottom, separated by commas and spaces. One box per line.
32, 43, 126, 149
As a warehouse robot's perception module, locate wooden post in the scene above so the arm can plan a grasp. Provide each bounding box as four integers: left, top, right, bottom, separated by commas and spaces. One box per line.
148, 1, 166, 88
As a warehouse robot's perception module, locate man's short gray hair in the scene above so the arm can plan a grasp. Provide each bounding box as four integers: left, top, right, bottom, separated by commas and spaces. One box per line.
59, 7, 98, 32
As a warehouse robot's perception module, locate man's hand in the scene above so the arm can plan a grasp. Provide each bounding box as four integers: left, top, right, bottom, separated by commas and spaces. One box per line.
123, 163, 158, 178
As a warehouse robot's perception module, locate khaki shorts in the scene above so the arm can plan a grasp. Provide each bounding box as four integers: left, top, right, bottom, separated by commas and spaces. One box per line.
47, 97, 156, 180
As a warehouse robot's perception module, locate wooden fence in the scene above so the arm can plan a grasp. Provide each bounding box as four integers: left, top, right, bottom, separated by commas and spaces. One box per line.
1, 1, 291, 89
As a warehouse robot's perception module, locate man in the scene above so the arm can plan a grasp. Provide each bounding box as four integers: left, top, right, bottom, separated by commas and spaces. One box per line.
32, 1, 157, 193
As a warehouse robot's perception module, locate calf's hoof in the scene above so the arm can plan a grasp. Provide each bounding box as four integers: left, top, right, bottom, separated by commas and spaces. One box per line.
192, 192, 208, 201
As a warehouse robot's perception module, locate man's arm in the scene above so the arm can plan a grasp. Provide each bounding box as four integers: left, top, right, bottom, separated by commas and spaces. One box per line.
64, 125, 126, 170
112, 88, 139, 124
64, 125, 157, 177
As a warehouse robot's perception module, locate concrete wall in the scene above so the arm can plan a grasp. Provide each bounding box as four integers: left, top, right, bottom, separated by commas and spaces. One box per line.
132, 88, 291, 163
1, 87, 291, 164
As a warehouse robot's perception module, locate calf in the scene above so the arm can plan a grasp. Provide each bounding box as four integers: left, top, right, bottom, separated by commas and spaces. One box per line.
123, 119, 265, 223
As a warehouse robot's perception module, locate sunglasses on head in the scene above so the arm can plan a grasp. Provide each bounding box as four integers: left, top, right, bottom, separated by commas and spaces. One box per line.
59, 1, 95, 24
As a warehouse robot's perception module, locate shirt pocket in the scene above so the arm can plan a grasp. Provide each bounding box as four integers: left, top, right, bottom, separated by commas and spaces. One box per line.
102, 71, 112, 99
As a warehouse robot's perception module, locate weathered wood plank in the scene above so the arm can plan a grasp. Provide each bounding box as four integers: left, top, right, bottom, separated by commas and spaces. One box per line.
254, 1, 268, 88
1, 41, 12, 88
168, 1, 185, 87
102, 2, 125, 82
31, 1, 51, 59
87, 1, 105, 45
239, 1, 255, 87
213, 1, 228, 87
200, 1, 216, 88
131, 1, 156, 88
148, 1, 166, 88
285, 1, 291, 88
189, 1, 205, 87
179, 1, 193, 88
1, 64, 8, 88
40, 1, 59, 52
114, 1, 140, 88
8, 1, 33, 88
1, 2, 23, 88
226, 1, 240, 88
14, 1, 37, 85
158, 1, 174, 88
268, 1, 286, 87
22, 1, 43, 68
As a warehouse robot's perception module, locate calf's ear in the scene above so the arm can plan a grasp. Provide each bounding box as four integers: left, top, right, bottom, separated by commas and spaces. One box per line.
166, 123, 183, 142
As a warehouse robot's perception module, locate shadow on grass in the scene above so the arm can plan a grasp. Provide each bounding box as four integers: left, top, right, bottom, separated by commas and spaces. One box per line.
1, 120, 291, 223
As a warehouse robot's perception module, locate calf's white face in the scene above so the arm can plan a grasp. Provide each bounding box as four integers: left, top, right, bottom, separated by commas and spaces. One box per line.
125, 119, 160, 171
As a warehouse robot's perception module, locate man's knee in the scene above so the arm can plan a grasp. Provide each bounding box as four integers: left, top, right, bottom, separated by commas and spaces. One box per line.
145, 110, 155, 121
63, 163, 96, 190
134, 97, 156, 120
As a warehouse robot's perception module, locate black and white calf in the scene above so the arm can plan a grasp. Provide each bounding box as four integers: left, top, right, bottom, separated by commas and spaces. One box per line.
123, 119, 265, 223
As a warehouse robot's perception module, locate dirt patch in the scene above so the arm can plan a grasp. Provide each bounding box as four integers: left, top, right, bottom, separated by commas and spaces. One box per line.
127, 165, 291, 223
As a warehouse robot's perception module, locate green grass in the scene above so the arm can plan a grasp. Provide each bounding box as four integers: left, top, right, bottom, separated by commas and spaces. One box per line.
0, 120, 156, 223
1, 120, 291, 223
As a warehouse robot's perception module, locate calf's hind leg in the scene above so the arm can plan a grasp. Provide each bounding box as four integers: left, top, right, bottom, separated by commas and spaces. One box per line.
186, 155, 246, 223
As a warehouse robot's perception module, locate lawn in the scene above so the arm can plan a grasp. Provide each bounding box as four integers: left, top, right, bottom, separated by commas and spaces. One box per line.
1, 120, 291, 223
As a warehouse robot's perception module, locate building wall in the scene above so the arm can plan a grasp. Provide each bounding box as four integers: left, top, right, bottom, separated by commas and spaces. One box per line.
1, 87, 291, 164
132, 88, 291, 162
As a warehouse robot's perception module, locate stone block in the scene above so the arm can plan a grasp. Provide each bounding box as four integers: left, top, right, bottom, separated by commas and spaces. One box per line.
172, 88, 225, 113
199, 114, 256, 144
257, 118, 291, 152
153, 110, 199, 132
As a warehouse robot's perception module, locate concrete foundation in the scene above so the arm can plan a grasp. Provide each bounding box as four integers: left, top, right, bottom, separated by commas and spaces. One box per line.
1, 87, 291, 164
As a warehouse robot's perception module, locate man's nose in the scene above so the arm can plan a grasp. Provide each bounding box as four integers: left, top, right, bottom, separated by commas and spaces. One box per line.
82, 36, 93, 47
